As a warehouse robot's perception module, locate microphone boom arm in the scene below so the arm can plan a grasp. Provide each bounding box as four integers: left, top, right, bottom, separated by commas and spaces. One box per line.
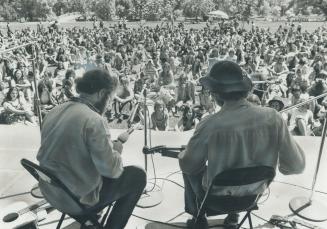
143, 145, 185, 159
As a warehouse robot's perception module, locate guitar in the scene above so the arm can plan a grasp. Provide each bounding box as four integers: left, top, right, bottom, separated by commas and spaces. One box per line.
0, 199, 53, 229
117, 122, 142, 144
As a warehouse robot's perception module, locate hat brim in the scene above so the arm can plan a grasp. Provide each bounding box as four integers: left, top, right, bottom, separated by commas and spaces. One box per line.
200, 75, 252, 93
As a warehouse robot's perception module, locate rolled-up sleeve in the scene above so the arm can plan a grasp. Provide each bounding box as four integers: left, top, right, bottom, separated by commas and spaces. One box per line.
84, 117, 124, 178
178, 118, 208, 175
277, 114, 306, 175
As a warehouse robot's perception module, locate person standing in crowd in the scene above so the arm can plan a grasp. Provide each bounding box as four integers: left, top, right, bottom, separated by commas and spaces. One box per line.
37, 69, 146, 229
178, 61, 305, 228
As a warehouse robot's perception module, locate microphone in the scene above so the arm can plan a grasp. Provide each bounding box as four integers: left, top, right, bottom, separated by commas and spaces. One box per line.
142, 145, 186, 158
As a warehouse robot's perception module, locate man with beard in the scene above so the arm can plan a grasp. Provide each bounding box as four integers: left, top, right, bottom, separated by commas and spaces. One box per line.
37, 69, 146, 229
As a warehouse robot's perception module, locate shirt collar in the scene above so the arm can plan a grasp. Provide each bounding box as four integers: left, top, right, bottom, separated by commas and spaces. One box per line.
220, 98, 251, 112
70, 96, 100, 114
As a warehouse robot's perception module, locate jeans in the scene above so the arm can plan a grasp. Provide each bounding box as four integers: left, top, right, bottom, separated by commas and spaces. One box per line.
183, 170, 239, 223
182, 170, 206, 217
89, 166, 146, 229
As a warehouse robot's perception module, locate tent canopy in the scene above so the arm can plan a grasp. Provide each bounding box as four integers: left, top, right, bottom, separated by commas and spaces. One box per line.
208, 10, 229, 19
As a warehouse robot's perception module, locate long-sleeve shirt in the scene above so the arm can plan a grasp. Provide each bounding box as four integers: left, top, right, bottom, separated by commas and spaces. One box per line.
179, 99, 305, 196
37, 100, 123, 213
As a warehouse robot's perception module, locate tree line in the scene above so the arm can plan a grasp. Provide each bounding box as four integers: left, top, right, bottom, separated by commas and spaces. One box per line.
0, 0, 326, 22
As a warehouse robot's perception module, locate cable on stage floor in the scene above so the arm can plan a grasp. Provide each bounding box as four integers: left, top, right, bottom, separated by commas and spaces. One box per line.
0, 191, 30, 200
38, 216, 71, 227
273, 180, 327, 195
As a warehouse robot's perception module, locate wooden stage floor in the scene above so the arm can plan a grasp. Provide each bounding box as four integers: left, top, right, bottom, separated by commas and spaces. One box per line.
0, 124, 327, 229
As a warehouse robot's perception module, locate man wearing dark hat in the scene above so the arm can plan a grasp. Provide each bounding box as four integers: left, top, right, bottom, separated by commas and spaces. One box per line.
179, 61, 305, 228
37, 69, 146, 229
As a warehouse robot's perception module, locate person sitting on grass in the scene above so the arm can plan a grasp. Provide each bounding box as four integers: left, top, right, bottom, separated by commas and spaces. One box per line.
197, 86, 218, 117
288, 98, 315, 136
175, 72, 196, 114
13, 69, 33, 103
38, 71, 57, 116
151, 99, 169, 131
175, 104, 200, 132
158, 62, 174, 88
1, 87, 36, 125
114, 74, 134, 122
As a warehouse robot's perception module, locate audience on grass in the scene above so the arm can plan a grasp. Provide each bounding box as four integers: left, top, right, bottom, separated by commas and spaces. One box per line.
1, 19, 327, 136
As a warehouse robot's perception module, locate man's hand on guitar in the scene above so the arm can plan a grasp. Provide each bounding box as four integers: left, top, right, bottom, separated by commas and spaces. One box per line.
117, 131, 130, 143
113, 140, 123, 154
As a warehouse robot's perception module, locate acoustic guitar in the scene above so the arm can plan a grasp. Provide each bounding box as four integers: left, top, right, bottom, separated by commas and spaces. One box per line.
0, 199, 53, 229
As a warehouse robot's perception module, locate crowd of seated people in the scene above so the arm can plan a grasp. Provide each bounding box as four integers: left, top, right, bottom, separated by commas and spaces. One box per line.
0, 20, 327, 135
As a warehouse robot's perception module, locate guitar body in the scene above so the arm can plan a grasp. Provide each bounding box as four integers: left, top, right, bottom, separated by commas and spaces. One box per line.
0, 199, 51, 229
0, 202, 36, 229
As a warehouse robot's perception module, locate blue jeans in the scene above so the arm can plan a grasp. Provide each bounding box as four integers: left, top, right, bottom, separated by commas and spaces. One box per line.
89, 166, 146, 229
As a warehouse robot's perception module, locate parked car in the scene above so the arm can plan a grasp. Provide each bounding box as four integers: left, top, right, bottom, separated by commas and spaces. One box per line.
75, 15, 87, 21
75, 15, 98, 22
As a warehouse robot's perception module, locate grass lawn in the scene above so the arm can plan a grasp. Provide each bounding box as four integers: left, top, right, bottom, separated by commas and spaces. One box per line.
1, 20, 327, 33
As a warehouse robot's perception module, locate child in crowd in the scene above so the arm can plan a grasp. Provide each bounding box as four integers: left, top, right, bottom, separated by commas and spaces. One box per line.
151, 100, 169, 131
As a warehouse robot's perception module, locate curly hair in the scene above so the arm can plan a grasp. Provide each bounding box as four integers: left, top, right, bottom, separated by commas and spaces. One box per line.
75, 69, 118, 94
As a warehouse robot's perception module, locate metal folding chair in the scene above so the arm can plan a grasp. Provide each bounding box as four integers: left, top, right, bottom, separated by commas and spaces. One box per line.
21, 159, 111, 229
193, 166, 275, 229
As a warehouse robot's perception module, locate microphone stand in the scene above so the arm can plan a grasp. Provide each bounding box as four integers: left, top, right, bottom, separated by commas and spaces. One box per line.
137, 87, 163, 208
31, 44, 42, 131
282, 93, 327, 221
30, 44, 44, 198
144, 88, 148, 172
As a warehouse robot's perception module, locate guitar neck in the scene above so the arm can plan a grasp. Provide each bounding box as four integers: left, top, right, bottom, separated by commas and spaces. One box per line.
18, 199, 47, 215
161, 150, 181, 159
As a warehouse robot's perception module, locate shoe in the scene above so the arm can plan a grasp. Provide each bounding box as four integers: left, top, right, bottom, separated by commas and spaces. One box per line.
224, 213, 239, 228
186, 216, 208, 229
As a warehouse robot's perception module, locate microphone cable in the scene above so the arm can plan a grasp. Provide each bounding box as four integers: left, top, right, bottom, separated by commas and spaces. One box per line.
273, 180, 327, 195
0, 191, 30, 200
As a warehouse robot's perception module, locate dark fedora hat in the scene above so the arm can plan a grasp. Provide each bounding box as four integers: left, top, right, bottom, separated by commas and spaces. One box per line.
200, 60, 252, 93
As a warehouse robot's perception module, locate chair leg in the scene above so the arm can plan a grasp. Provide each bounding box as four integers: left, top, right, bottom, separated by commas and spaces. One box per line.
56, 213, 66, 229
100, 205, 112, 226
237, 212, 249, 229
248, 212, 253, 229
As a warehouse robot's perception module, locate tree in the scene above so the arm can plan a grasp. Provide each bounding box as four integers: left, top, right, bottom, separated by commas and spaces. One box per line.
257, 0, 270, 16
93, 0, 115, 20
129, 0, 147, 20
0, 0, 18, 21
69, 0, 89, 15
290, 0, 327, 18
116, 0, 133, 19
53, 0, 68, 16
271, 5, 281, 17
142, 0, 161, 21
228, 0, 255, 21
16, 0, 50, 21
183, 0, 214, 18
